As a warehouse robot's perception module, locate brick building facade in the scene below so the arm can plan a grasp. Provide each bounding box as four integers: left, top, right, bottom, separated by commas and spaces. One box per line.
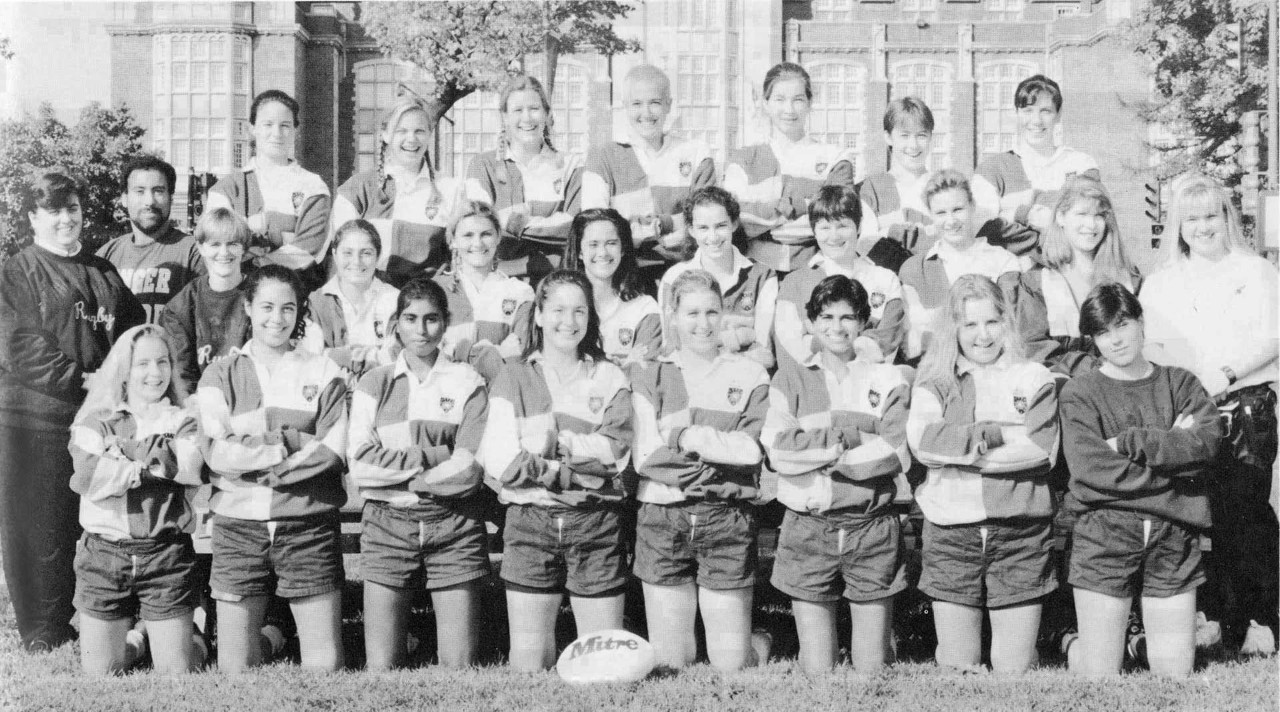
105, 0, 1161, 268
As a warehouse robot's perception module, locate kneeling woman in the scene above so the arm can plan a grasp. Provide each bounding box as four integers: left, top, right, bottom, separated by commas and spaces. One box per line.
479, 270, 633, 671
632, 269, 772, 670
198, 265, 349, 672
70, 325, 204, 674
906, 275, 1059, 672
762, 275, 911, 674
349, 278, 490, 669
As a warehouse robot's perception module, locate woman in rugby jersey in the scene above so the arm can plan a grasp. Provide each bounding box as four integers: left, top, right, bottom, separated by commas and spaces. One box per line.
206, 90, 331, 293
348, 277, 490, 670
762, 275, 912, 674
632, 269, 773, 671
563, 208, 661, 371
723, 62, 857, 275
478, 270, 633, 671
906, 274, 1059, 673
301, 219, 400, 375
856, 96, 940, 270
434, 201, 535, 384
465, 74, 583, 283
331, 96, 465, 287
198, 265, 348, 672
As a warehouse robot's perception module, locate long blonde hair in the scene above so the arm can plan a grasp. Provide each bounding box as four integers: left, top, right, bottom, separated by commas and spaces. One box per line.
1041, 176, 1140, 287
378, 98, 437, 197
74, 325, 189, 426
1158, 173, 1249, 265
916, 274, 1025, 390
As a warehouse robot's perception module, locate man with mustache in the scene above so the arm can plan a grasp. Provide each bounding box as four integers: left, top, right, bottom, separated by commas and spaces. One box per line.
97, 156, 204, 323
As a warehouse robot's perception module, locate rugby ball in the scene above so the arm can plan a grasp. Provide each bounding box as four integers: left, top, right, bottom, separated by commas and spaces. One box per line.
556, 629, 655, 684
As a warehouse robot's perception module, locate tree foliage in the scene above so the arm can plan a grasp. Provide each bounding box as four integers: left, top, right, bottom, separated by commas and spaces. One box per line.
1122, 0, 1269, 183
0, 102, 146, 258
359, 1, 640, 127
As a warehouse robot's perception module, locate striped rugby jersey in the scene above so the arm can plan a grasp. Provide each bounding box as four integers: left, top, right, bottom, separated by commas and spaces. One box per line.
197, 342, 348, 520
632, 350, 769, 504
774, 253, 907, 369
331, 168, 465, 285
348, 353, 487, 507
599, 294, 662, 363
478, 353, 632, 508
434, 269, 534, 383
762, 355, 911, 515
301, 277, 400, 371
723, 137, 857, 272
207, 158, 331, 270
581, 136, 716, 247
1007, 267, 1141, 375
857, 170, 935, 253
898, 239, 1022, 358
69, 400, 205, 541
465, 149, 583, 248
907, 355, 1059, 526
659, 247, 779, 370
971, 143, 1101, 257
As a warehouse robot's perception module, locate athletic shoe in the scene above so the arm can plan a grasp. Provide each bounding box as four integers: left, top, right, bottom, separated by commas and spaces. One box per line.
1125, 632, 1146, 663
125, 619, 149, 667
1241, 620, 1277, 656
260, 624, 287, 661
190, 631, 209, 670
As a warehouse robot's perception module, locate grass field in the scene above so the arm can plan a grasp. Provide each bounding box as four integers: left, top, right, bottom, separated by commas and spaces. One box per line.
1, 551, 1276, 712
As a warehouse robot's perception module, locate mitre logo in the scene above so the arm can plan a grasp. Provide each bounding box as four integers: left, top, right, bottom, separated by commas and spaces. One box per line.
566, 635, 640, 660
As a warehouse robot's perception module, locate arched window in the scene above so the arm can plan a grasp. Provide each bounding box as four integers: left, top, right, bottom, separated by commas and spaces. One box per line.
890, 61, 953, 170
152, 33, 250, 177
807, 62, 866, 177
352, 59, 422, 175
978, 61, 1038, 155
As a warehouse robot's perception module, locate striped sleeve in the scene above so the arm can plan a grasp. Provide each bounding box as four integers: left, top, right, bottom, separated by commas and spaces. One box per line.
836, 381, 911, 481
977, 376, 1059, 474
773, 280, 814, 366
761, 372, 843, 476
478, 365, 554, 488
825, 159, 856, 191
289, 193, 333, 264
263, 377, 348, 488
522, 161, 583, 240
906, 382, 989, 467
633, 313, 663, 359
745, 274, 779, 370
414, 383, 488, 497
581, 148, 613, 210
197, 368, 288, 478
347, 375, 426, 489
865, 296, 906, 360
69, 417, 142, 502
167, 414, 206, 486
632, 365, 702, 488
562, 386, 632, 469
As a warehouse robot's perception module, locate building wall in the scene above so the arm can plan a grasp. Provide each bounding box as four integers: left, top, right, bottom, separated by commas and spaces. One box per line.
96, 0, 1156, 253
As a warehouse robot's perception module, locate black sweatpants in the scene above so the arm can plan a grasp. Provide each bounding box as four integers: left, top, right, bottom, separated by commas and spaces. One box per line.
0, 424, 81, 650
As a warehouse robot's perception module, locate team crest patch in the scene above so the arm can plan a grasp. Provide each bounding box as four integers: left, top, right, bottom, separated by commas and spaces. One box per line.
679, 160, 692, 178
739, 292, 754, 312
727, 387, 743, 406
1013, 395, 1028, 414
868, 389, 881, 408
440, 397, 454, 413
424, 205, 439, 221
553, 178, 564, 194
303, 384, 318, 402
870, 292, 885, 308
618, 328, 634, 347
588, 397, 603, 414
291, 191, 304, 210
502, 299, 517, 316
373, 321, 385, 339
815, 162, 828, 175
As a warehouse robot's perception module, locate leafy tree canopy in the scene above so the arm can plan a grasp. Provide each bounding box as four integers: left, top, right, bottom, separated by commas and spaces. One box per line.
1123, 0, 1269, 183
360, 1, 640, 126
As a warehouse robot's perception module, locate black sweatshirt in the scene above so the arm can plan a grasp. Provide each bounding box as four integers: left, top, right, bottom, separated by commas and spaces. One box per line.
0, 244, 146, 431
160, 274, 251, 388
